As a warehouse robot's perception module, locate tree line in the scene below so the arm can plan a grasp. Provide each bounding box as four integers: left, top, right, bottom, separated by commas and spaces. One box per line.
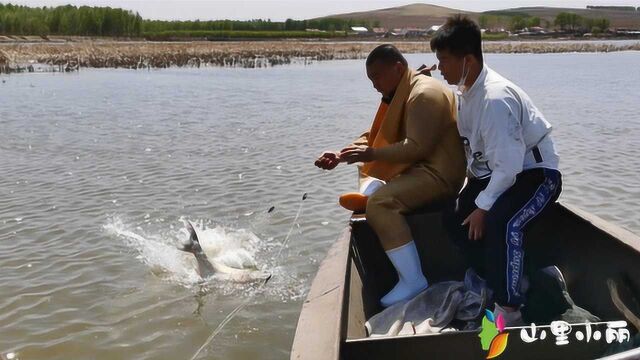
0, 3, 142, 36
554, 12, 610, 33
586, 6, 638, 12
479, 11, 611, 33
0, 3, 615, 38
0, 3, 374, 37
145, 18, 376, 33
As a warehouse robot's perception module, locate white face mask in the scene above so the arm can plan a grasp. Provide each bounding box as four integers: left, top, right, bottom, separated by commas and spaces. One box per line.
456, 57, 470, 95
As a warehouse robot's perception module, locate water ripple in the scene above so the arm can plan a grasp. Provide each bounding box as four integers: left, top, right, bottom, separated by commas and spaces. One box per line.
0, 52, 639, 359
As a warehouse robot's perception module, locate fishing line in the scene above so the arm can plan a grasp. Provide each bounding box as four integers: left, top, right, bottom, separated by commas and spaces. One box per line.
188, 192, 308, 360
275, 192, 307, 260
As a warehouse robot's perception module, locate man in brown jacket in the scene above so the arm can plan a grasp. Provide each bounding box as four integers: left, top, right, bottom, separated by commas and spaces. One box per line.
315, 44, 465, 307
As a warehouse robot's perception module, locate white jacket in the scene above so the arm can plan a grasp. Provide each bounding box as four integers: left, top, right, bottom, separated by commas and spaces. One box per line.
458, 65, 560, 211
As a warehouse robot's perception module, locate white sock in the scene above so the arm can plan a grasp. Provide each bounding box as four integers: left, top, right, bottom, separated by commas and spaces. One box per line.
360, 178, 385, 196
380, 241, 429, 307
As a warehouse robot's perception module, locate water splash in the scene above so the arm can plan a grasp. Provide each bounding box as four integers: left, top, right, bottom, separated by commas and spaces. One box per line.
103, 217, 285, 293
104, 217, 201, 286
181, 217, 260, 270
2, 352, 17, 360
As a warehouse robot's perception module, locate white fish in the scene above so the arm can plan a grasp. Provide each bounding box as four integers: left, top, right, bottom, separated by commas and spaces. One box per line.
177, 221, 270, 283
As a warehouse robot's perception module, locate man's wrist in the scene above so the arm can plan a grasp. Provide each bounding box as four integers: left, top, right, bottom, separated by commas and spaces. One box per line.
474, 192, 494, 211
369, 147, 377, 161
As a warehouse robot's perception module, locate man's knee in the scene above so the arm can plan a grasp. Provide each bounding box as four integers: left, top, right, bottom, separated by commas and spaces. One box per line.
366, 191, 395, 220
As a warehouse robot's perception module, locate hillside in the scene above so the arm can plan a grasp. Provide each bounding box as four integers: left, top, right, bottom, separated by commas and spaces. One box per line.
314, 3, 478, 29
488, 7, 640, 29
317, 3, 640, 29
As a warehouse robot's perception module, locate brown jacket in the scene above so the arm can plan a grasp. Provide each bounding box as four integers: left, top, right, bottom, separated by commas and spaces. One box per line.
352, 70, 466, 194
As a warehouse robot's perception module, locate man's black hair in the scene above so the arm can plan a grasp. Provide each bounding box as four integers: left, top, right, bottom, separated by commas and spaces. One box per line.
366, 44, 408, 67
430, 15, 483, 63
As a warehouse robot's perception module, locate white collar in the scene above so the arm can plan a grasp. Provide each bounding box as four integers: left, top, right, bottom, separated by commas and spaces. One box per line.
462, 64, 488, 98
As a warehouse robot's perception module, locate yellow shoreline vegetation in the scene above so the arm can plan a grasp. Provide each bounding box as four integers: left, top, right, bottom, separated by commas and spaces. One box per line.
1, 40, 639, 73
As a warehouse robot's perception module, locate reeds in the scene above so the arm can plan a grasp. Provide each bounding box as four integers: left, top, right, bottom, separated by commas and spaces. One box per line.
0, 40, 638, 74
484, 41, 640, 53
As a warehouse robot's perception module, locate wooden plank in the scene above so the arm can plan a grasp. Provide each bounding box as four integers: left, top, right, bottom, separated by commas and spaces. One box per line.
346, 257, 367, 339
290, 228, 351, 360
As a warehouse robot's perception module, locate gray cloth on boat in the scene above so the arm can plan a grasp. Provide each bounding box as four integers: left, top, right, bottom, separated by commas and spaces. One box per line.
365, 269, 491, 337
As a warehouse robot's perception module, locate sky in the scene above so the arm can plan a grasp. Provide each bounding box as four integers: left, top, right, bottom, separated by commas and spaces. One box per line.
7, 0, 640, 21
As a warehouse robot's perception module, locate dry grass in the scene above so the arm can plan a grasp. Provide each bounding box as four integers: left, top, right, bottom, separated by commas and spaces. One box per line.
0, 41, 427, 72
484, 41, 640, 53
0, 40, 639, 73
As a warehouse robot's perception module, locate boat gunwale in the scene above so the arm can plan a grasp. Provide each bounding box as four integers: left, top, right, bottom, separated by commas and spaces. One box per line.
290, 228, 352, 360
561, 201, 640, 253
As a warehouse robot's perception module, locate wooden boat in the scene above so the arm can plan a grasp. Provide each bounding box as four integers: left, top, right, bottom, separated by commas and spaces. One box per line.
291, 202, 640, 360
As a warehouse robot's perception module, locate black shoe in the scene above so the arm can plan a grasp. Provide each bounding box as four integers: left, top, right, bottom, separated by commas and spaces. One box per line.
522, 265, 572, 324
540, 265, 568, 292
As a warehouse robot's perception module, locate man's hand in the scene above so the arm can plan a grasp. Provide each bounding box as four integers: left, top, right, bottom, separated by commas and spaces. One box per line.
417, 64, 436, 77
339, 145, 375, 164
314, 151, 341, 170
462, 208, 488, 241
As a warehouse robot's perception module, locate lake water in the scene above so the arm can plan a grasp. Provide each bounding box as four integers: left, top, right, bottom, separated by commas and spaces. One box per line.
1, 51, 639, 360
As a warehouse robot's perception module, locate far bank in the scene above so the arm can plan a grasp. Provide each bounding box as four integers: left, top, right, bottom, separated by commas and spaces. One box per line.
1, 39, 639, 73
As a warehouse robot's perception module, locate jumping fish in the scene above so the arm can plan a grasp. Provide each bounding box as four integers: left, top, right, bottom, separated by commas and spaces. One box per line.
178, 220, 270, 283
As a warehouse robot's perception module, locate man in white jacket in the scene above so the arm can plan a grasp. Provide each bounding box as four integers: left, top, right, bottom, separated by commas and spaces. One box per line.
430, 15, 563, 324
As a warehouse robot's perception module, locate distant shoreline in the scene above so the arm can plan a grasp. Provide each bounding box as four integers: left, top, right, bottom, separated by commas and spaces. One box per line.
1, 39, 639, 74
2, 34, 640, 44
